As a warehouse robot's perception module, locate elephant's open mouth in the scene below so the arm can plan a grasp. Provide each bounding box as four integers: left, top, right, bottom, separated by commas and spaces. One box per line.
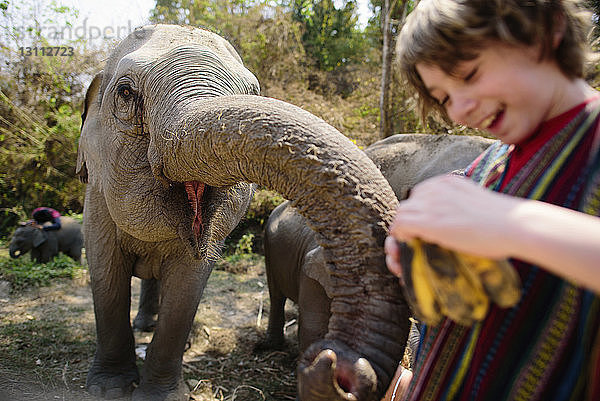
184, 181, 207, 240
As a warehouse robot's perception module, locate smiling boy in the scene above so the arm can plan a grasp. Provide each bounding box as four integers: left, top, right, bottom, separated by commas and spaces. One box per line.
384, 0, 600, 400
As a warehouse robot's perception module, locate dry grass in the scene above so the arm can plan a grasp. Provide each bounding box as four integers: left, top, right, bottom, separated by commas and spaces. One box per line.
0, 255, 302, 401
183, 259, 300, 401
262, 65, 384, 148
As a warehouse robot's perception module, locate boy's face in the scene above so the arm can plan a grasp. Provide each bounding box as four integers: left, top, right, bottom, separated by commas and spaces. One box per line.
416, 43, 571, 144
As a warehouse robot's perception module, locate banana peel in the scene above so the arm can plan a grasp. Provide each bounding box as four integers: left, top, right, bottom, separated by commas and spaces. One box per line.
458, 253, 521, 308
399, 241, 442, 325
398, 239, 521, 326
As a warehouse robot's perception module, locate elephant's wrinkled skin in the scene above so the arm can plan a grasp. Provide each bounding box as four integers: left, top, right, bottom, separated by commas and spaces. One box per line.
77, 24, 409, 401
262, 133, 494, 353
9, 217, 84, 264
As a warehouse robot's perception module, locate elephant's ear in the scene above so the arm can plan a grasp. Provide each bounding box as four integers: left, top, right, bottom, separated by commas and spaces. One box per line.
77, 71, 103, 184
303, 246, 335, 299
32, 228, 47, 248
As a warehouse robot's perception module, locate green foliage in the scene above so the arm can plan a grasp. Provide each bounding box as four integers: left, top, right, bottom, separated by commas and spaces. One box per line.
0, 1, 99, 219
240, 7, 308, 84
152, 0, 255, 43
66, 212, 82, 223
292, 0, 367, 70
355, 103, 378, 118
0, 207, 21, 238
245, 189, 286, 226
151, 0, 308, 85
235, 233, 255, 255
223, 188, 285, 257
217, 232, 259, 271
0, 253, 84, 292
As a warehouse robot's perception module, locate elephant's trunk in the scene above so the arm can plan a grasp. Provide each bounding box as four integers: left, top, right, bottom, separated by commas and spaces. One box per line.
9, 247, 20, 258
148, 94, 410, 400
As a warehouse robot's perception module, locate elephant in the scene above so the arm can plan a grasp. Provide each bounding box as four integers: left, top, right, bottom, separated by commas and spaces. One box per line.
261, 133, 494, 358
132, 278, 160, 332
9, 217, 84, 264
76, 24, 409, 401
364, 133, 495, 200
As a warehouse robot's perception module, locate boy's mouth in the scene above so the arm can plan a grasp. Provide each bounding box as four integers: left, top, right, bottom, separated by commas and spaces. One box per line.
481, 109, 505, 130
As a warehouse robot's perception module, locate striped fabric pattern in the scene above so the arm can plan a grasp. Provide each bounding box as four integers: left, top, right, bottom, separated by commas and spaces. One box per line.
404, 101, 600, 401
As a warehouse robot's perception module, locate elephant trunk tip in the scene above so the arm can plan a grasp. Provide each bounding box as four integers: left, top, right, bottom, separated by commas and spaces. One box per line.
298, 341, 378, 401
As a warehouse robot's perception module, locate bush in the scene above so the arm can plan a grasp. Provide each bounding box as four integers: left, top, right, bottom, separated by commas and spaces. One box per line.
0, 253, 84, 293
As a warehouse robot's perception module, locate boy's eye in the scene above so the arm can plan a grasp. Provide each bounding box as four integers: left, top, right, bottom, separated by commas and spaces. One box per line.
464, 67, 478, 82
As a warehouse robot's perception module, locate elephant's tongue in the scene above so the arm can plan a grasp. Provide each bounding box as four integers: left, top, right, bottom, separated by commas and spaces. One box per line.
184, 181, 205, 239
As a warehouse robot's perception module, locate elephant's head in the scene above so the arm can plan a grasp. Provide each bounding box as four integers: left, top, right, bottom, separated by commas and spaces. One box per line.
77, 24, 409, 400
9, 224, 47, 258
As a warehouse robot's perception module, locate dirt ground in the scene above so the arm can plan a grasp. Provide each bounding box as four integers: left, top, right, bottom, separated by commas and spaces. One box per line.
0, 257, 300, 401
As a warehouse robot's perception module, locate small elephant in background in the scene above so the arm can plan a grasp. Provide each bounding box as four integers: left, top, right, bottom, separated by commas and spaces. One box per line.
9, 216, 84, 264
261, 133, 494, 355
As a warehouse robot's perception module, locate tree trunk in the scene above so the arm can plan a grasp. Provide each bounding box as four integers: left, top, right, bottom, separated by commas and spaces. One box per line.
379, 0, 415, 139
379, 0, 393, 138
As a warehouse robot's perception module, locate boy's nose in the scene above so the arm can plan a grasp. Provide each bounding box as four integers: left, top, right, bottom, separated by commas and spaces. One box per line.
447, 93, 477, 125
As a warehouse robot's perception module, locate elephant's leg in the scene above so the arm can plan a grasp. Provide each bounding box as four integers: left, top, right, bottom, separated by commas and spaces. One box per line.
84, 195, 139, 399
30, 248, 44, 264
297, 275, 331, 353
260, 268, 288, 350
67, 246, 83, 264
132, 260, 212, 401
86, 252, 139, 399
133, 278, 160, 332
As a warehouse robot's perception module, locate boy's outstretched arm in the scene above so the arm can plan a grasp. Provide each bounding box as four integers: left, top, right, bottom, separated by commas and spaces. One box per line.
385, 175, 600, 294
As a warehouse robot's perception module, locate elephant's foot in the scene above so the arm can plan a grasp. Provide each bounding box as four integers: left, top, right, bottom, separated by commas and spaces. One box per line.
132, 376, 189, 401
254, 334, 287, 352
86, 363, 140, 399
133, 312, 157, 332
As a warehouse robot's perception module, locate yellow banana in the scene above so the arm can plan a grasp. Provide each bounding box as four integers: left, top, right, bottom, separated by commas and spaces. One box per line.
398, 240, 442, 326
397, 239, 522, 327
457, 253, 521, 308
420, 241, 489, 326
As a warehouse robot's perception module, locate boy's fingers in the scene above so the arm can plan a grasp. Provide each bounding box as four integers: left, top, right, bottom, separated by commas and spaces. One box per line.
384, 235, 399, 257
386, 254, 401, 275
384, 236, 404, 281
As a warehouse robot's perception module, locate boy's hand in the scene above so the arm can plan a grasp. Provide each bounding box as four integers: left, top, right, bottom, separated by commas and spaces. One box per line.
388, 175, 517, 260
380, 365, 413, 401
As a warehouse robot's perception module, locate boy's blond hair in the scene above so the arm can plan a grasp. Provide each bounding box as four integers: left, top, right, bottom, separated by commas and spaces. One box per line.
397, 0, 594, 122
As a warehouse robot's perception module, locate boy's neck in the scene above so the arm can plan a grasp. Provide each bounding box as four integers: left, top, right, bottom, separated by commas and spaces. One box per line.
548, 77, 597, 122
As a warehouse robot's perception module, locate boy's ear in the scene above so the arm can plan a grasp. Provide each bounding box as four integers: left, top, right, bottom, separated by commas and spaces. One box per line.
552, 11, 567, 49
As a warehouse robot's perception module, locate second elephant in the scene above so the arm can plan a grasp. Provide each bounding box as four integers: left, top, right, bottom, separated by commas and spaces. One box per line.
261, 133, 494, 353
9, 217, 84, 264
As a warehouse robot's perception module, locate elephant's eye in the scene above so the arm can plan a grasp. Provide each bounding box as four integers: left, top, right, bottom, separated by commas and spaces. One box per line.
117, 84, 135, 100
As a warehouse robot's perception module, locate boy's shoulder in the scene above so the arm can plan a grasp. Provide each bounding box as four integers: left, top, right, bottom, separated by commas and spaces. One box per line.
464, 140, 509, 180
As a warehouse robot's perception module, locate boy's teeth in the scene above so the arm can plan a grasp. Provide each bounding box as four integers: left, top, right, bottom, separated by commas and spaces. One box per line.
482, 114, 496, 128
